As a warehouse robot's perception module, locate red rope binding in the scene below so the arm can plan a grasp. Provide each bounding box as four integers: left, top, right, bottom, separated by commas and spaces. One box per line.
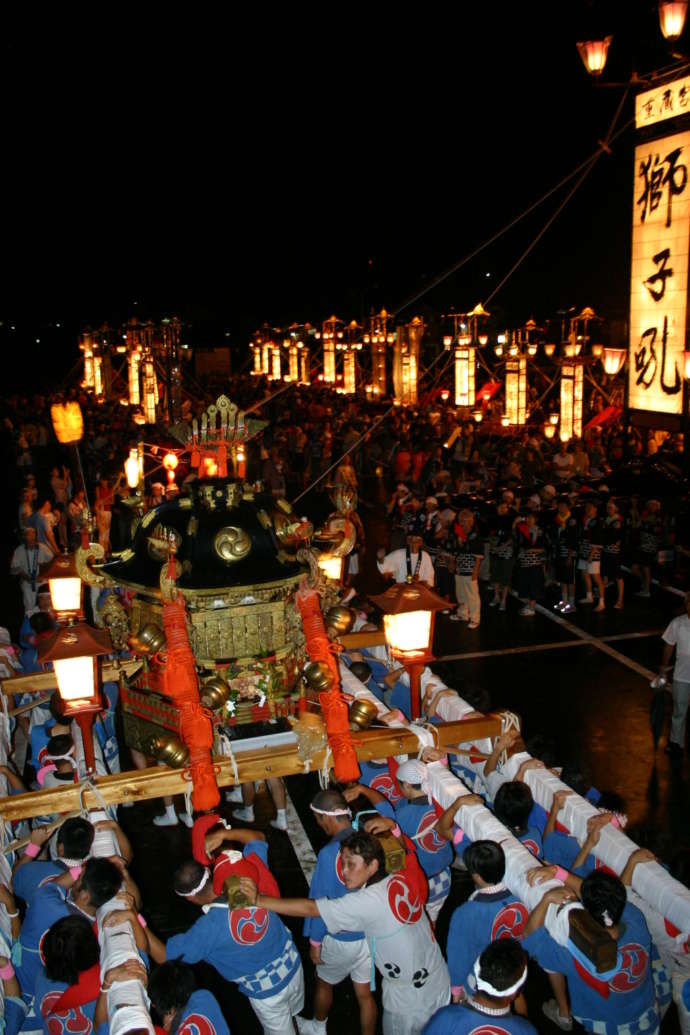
296, 583, 360, 783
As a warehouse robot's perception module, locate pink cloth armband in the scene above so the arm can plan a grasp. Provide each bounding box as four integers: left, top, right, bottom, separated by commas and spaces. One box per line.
137, 913, 147, 928
309, 939, 322, 947
0, 963, 15, 980
391, 824, 402, 838
24, 842, 41, 859
451, 985, 462, 998
453, 826, 465, 845
555, 866, 569, 883
69, 865, 83, 880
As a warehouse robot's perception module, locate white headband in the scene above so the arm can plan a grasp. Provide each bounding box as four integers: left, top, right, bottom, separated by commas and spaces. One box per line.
46, 746, 77, 766
473, 958, 528, 998
175, 867, 210, 898
310, 803, 352, 817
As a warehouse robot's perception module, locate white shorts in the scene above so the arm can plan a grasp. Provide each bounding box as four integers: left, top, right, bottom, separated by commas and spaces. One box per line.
577, 558, 600, 574
425, 893, 448, 924
249, 965, 305, 1035
316, 935, 371, 986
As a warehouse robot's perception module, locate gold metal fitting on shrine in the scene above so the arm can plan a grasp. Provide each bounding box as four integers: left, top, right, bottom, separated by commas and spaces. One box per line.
304, 661, 334, 693
348, 698, 379, 730
201, 675, 233, 710
324, 606, 356, 635
145, 733, 189, 768
136, 623, 167, 654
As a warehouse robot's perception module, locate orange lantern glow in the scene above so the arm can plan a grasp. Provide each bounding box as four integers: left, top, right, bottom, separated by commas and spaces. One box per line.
659, 0, 688, 40
163, 452, 179, 485
51, 402, 84, 445
576, 36, 612, 77
602, 347, 627, 376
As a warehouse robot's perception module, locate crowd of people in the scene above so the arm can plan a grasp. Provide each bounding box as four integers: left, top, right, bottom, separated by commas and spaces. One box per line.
0, 376, 689, 1034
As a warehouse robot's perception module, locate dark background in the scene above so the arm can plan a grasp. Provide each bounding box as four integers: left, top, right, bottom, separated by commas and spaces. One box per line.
0, 2, 682, 388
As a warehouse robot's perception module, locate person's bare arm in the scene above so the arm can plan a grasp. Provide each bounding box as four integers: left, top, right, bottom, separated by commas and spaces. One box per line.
543, 789, 573, 839
621, 847, 656, 887
343, 783, 387, 807
434, 795, 466, 842
522, 885, 577, 937
12, 824, 52, 874
241, 878, 319, 917
483, 729, 520, 778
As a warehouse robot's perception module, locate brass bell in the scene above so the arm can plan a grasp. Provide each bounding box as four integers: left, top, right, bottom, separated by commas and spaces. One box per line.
137, 623, 166, 654
348, 698, 379, 730
324, 606, 356, 635
304, 661, 335, 693
145, 733, 189, 769
202, 675, 232, 711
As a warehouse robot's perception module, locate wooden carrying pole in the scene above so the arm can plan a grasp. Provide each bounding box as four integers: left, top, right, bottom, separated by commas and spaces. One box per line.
0, 716, 500, 822
0, 659, 143, 699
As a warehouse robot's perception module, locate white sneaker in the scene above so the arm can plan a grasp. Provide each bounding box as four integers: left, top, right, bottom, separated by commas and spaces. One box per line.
232, 806, 255, 823
578, 595, 593, 604
498, 602, 506, 611
225, 786, 244, 803
554, 600, 565, 611
295, 1019, 326, 1035
178, 812, 194, 828
561, 603, 576, 614
542, 999, 573, 1031
270, 815, 288, 832
519, 607, 535, 616
467, 621, 480, 630
153, 812, 179, 827
488, 598, 500, 607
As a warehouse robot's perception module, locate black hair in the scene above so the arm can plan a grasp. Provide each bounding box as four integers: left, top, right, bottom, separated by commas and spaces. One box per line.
173, 859, 208, 896
580, 871, 627, 928
596, 790, 625, 814
37, 583, 50, 596
493, 782, 534, 835
57, 818, 94, 860
312, 789, 350, 817
80, 858, 123, 908
477, 938, 527, 998
463, 840, 506, 885
524, 734, 559, 770
560, 759, 592, 798
29, 612, 54, 635
43, 915, 100, 985
148, 960, 197, 1022
341, 831, 386, 885
46, 734, 73, 758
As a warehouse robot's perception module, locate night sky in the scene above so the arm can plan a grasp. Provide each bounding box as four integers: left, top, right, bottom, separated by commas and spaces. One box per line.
1, 3, 681, 387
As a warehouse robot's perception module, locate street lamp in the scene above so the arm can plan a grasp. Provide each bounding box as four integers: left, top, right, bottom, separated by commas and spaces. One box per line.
37, 624, 113, 774
44, 551, 83, 622
601, 347, 627, 376
576, 36, 613, 77
370, 581, 448, 720
659, 0, 688, 40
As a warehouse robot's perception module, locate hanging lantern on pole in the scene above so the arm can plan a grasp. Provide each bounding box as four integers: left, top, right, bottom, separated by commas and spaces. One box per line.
560, 361, 584, 441
454, 337, 476, 408
504, 355, 527, 426
128, 349, 141, 405
601, 347, 627, 376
